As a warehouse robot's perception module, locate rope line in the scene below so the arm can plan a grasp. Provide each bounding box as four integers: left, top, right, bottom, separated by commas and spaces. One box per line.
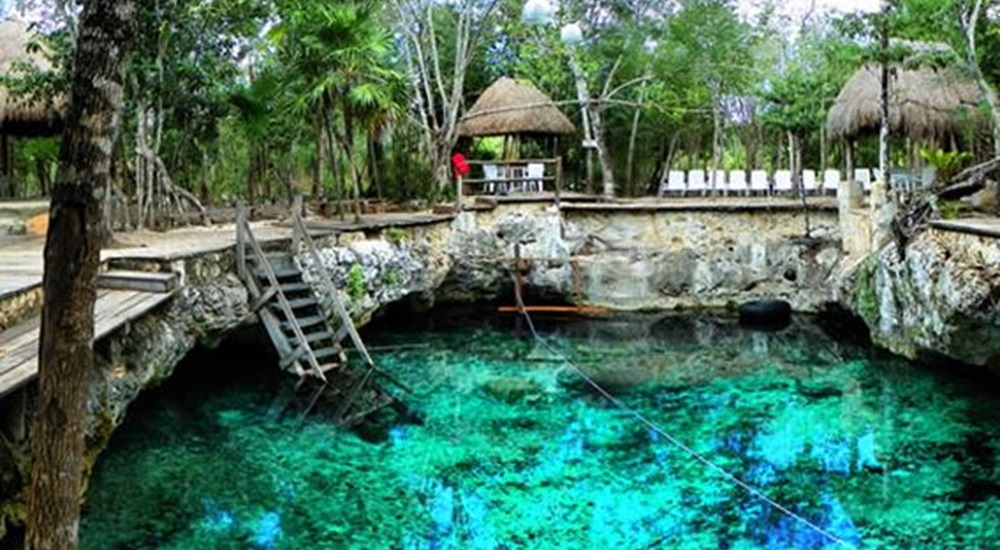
511, 290, 857, 549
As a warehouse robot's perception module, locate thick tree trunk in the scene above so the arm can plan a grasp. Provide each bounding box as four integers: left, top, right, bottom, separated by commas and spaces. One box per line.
27, 0, 136, 549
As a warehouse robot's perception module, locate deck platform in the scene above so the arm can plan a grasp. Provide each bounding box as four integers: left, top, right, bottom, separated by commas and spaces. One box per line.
0, 289, 175, 396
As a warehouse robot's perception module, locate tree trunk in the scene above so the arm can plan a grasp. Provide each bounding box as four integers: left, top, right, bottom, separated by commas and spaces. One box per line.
956, 0, 1000, 157
625, 75, 649, 196
878, 2, 891, 185
567, 51, 615, 198
711, 98, 723, 195
312, 120, 324, 209
27, 0, 136, 548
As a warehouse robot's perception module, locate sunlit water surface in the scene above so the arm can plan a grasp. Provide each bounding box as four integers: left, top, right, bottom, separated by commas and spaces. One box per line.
81, 313, 1000, 549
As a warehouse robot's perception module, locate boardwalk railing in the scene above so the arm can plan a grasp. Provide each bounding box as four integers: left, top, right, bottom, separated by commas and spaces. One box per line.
657, 167, 936, 197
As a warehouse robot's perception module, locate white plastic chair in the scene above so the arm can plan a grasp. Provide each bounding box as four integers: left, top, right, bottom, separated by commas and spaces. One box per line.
483, 164, 499, 194
750, 170, 769, 196
728, 170, 748, 195
687, 170, 707, 195
526, 163, 545, 192
802, 170, 818, 195
822, 169, 840, 195
774, 170, 793, 194
662, 170, 686, 196
710, 170, 727, 194
855, 168, 872, 192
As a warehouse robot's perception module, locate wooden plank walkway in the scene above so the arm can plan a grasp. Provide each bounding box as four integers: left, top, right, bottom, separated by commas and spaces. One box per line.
0, 289, 175, 397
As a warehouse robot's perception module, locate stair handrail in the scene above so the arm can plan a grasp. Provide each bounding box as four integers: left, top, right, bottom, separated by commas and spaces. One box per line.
289, 203, 376, 369
237, 206, 327, 381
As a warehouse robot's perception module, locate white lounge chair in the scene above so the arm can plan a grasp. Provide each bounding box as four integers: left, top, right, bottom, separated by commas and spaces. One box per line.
750, 170, 769, 196
710, 170, 727, 194
661, 170, 686, 196
728, 170, 748, 195
688, 170, 708, 195
483, 164, 500, 194
774, 170, 793, 194
526, 163, 545, 193
822, 169, 840, 195
802, 170, 818, 195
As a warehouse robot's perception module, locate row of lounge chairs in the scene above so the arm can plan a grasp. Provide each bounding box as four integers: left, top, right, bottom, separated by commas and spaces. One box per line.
658, 168, 934, 196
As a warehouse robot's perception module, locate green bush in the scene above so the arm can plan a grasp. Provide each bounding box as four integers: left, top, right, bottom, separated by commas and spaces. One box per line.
346, 263, 366, 300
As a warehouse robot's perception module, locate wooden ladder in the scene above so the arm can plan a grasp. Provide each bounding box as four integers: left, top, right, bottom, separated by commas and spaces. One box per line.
236, 204, 405, 426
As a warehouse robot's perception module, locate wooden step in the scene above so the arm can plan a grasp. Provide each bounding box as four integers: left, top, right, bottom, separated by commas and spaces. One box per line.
313, 346, 345, 363
318, 362, 341, 374
97, 270, 178, 293
290, 329, 336, 346
270, 296, 320, 311
281, 314, 326, 330
253, 266, 301, 280
279, 282, 314, 295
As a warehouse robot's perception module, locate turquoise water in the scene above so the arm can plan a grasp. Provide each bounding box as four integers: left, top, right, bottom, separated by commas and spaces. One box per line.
80, 313, 1000, 549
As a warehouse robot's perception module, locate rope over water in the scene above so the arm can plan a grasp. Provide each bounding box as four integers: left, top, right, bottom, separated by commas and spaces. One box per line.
510, 285, 858, 549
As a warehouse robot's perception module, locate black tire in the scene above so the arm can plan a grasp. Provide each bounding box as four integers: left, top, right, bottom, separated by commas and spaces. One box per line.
739, 299, 792, 328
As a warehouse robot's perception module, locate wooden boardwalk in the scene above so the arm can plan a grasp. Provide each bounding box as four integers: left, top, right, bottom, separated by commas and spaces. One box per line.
0, 213, 459, 399
0, 289, 175, 396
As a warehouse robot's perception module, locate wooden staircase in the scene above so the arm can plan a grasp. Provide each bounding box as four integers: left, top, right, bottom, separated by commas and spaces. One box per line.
236, 205, 403, 426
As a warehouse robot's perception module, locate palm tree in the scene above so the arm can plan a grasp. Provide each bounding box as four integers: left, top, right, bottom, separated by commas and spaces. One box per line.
278, 0, 405, 220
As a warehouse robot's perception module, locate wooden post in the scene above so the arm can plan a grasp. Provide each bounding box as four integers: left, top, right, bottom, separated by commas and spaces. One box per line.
555, 157, 564, 238
236, 203, 247, 281
456, 175, 464, 212
555, 157, 563, 209
292, 195, 304, 252
514, 243, 524, 309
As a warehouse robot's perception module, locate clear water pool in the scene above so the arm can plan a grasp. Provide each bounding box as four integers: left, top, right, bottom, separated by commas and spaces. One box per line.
80, 313, 1000, 549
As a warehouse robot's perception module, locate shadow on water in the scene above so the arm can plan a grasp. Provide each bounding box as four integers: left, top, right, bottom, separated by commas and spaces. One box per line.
78, 307, 1000, 550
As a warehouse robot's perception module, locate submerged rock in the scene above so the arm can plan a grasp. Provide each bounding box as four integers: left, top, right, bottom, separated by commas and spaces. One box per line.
482, 377, 544, 403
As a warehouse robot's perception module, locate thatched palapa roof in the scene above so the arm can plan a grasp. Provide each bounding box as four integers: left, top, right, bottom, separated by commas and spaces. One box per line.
826, 59, 987, 143
457, 77, 575, 137
0, 18, 61, 136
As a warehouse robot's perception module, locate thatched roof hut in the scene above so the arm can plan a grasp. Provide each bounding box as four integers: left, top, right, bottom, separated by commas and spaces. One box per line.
457, 77, 575, 138
0, 18, 62, 136
826, 62, 986, 144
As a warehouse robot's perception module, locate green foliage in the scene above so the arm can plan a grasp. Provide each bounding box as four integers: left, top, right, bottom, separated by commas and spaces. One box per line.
346, 263, 366, 300
378, 269, 403, 287
920, 149, 972, 183
384, 227, 407, 246
8, 0, 992, 204
939, 199, 962, 219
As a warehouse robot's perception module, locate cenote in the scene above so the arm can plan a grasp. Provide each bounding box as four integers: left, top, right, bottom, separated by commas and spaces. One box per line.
80, 310, 1000, 549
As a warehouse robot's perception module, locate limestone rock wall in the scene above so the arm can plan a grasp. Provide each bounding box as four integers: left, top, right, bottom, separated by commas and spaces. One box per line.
439, 204, 843, 312
297, 223, 453, 322
88, 250, 250, 446
838, 228, 1000, 369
